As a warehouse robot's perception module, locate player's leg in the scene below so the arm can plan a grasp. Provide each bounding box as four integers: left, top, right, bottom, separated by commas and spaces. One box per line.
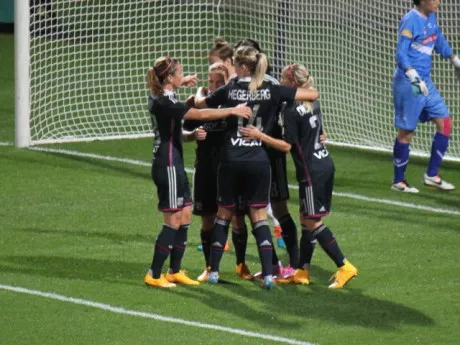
197, 215, 214, 282
163, 170, 199, 285
231, 208, 252, 280
301, 170, 357, 288
246, 161, 275, 289
423, 82, 455, 190
145, 164, 182, 288
392, 74, 423, 193
207, 162, 237, 284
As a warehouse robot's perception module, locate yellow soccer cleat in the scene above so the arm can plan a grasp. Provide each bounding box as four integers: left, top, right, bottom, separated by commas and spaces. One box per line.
166, 270, 200, 285
328, 261, 358, 289
293, 268, 310, 285
197, 267, 210, 282
235, 263, 253, 280
144, 272, 176, 288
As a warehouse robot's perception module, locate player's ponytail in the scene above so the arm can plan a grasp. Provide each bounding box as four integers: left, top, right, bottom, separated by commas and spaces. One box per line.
284, 63, 315, 111
147, 57, 180, 96
250, 52, 268, 91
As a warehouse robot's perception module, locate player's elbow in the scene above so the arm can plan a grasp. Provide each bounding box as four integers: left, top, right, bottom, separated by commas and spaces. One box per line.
281, 143, 292, 153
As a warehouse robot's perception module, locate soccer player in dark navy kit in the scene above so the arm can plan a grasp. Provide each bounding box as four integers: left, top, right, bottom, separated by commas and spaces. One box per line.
241, 63, 358, 289
143, 56, 251, 288
195, 47, 319, 289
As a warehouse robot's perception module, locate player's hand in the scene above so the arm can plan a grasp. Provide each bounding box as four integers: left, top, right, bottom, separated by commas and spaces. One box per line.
240, 125, 262, 140
232, 103, 251, 118
194, 127, 207, 141
185, 95, 195, 107
182, 74, 199, 87
451, 55, 460, 81
320, 130, 328, 145
405, 69, 428, 96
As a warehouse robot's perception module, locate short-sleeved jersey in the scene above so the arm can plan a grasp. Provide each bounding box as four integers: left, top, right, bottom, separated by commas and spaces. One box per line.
205, 77, 296, 162
283, 100, 334, 183
395, 9, 453, 79
148, 90, 190, 166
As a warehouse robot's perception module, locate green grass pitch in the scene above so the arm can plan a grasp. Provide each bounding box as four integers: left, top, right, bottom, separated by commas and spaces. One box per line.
1, 31, 460, 345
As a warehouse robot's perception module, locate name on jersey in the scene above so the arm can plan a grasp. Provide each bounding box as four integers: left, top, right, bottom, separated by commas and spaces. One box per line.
228, 89, 271, 101
422, 34, 437, 45
231, 137, 262, 147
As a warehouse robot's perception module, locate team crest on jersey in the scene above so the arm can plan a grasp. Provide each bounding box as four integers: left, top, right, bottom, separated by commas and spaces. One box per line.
177, 197, 184, 207
401, 29, 412, 38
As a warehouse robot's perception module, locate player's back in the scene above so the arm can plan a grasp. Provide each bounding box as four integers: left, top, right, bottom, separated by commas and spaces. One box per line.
284, 100, 334, 183
148, 91, 186, 165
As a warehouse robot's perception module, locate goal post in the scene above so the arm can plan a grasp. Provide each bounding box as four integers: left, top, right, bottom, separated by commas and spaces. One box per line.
15, 0, 460, 162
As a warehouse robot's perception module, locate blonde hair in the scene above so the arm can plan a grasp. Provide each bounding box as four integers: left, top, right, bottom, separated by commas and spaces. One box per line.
283, 63, 315, 110
146, 56, 180, 96
208, 62, 229, 80
233, 46, 268, 91
209, 37, 234, 62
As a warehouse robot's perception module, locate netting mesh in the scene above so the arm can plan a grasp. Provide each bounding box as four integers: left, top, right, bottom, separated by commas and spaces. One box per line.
29, 0, 460, 160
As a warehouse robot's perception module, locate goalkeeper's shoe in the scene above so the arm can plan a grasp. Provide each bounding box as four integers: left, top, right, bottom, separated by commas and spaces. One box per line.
197, 267, 210, 282
207, 271, 219, 284
165, 270, 200, 285
424, 174, 455, 191
391, 180, 419, 193
235, 263, 253, 280
293, 268, 310, 285
328, 261, 358, 289
144, 272, 176, 288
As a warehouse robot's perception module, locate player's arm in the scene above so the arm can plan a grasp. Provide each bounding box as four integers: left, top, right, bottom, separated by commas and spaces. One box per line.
183, 127, 207, 142
194, 85, 223, 108
435, 28, 460, 77
240, 125, 292, 153
183, 104, 251, 121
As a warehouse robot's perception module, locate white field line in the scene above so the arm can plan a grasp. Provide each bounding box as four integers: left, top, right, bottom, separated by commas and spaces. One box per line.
0, 284, 316, 345
28, 146, 460, 216
0, 141, 13, 146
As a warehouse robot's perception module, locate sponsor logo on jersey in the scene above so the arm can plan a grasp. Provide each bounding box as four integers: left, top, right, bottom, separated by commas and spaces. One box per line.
194, 202, 202, 210
422, 34, 437, 45
401, 29, 413, 38
202, 120, 227, 131
313, 148, 329, 160
177, 197, 184, 207
228, 89, 271, 101
231, 137, 263, 147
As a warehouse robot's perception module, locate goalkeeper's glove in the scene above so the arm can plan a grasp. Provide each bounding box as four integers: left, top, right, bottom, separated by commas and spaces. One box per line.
405, 69, 428, 96
451, 55, 460, 80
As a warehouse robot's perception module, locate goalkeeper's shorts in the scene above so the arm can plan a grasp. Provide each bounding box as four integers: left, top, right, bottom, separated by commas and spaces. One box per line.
393, 75, 449, 131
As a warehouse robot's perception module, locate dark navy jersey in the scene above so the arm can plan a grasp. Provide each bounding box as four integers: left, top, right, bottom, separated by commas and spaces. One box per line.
205, 77, 296, 162
183, 116, 227, 160
283, 100, 334, 183
148, 91, 190, 166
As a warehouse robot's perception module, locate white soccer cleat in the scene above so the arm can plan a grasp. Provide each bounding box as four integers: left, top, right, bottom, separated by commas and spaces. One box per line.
391, 180, 419, 193
424, 174, 455, 191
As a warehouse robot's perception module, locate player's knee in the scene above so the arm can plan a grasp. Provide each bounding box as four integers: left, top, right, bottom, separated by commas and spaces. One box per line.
443, 117, 452, 136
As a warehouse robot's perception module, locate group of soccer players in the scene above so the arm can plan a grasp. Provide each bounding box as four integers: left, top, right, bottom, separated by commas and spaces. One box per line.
144, 0, 459, 290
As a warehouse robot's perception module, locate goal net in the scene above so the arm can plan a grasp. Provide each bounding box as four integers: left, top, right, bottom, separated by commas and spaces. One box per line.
22, 0, 460, 160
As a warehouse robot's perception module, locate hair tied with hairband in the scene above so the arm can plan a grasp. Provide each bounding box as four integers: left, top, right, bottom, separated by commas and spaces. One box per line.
158, 57, 173, 77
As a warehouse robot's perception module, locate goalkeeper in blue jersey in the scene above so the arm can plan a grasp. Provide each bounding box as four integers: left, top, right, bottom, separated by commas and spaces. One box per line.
392, 0, 460, 193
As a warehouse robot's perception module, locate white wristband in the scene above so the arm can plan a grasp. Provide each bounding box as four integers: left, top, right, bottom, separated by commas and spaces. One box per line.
452, 56, 460, 68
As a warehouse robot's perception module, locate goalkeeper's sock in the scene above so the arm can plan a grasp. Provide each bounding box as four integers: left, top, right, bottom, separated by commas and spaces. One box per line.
210, 218, 230, 272
299, 226, 316, 269
312, 224, 345, 268
232, 225, 248, 265
200, 229, 212, 267
169, 223, 189, 273
426, 132, 449, 177
279, 214, 299, 269
150, 224, 177, 278
393, 139, 410, 183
